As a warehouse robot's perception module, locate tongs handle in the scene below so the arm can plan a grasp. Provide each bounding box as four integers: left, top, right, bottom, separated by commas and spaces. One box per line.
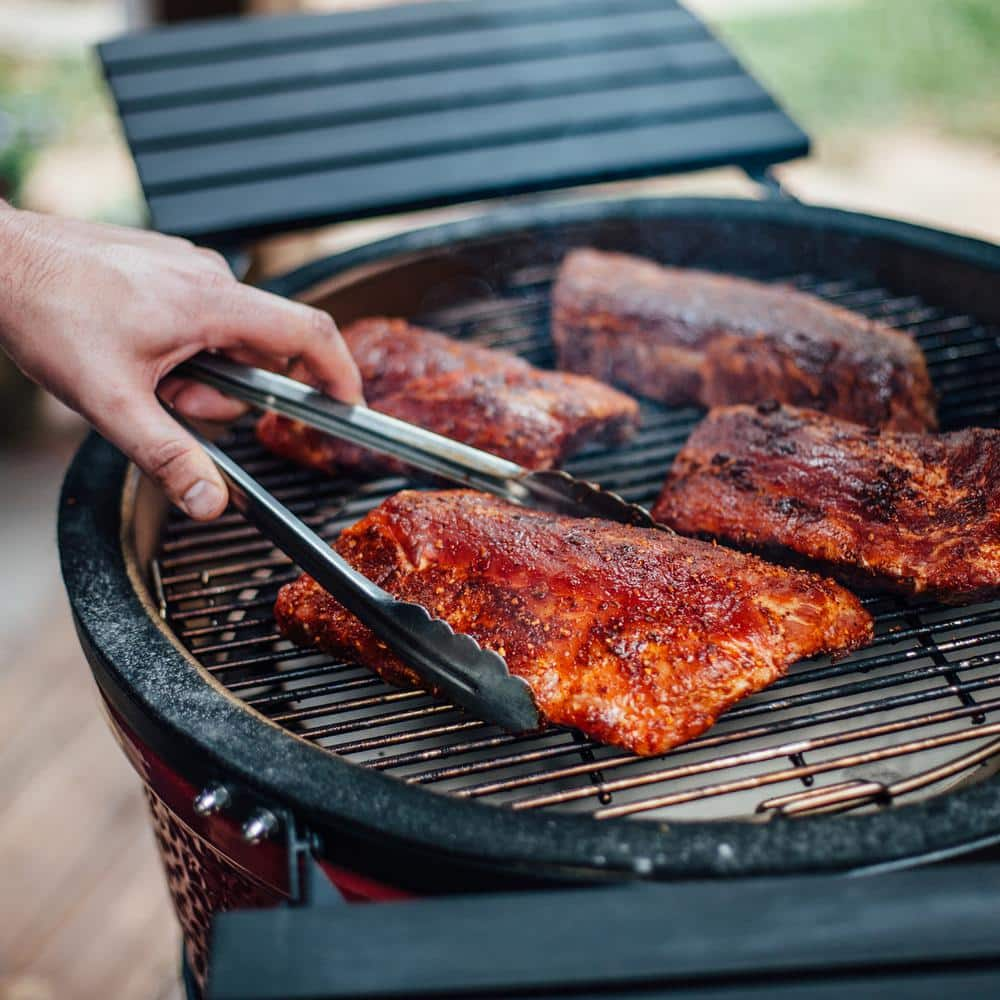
182, 422, 541, 733
177, 352, 531, 499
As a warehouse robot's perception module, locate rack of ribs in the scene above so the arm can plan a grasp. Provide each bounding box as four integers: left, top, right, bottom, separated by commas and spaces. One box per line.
275, 490, 873, 755
256, 317, 640, 475
654, 403, 1000, 604
552, 248, 937, 432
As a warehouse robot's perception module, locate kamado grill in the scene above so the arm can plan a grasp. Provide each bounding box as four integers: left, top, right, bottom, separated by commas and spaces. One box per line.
61, 1, 1000, 996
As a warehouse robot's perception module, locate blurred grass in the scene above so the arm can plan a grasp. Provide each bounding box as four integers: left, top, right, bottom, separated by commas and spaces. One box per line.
718, 0, 1000, 145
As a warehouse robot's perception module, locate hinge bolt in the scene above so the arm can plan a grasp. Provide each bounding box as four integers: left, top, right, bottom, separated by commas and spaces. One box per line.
242, 808, 280, 844
193, 784, 231, 816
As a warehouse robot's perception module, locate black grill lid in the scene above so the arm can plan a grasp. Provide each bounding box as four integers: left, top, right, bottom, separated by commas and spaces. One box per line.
97, 0, 808, 247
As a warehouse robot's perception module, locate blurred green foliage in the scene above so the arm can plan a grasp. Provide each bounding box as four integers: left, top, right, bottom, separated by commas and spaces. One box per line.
719, 0, 1000, 143
0, 0, 996, 207
0, 53, 107, 204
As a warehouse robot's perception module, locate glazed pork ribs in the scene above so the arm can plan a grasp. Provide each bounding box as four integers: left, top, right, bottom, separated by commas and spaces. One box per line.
654, 403, 1000, 604
256, 317, 640, 475
552, 248, 937, 431
275, 490, 873, 756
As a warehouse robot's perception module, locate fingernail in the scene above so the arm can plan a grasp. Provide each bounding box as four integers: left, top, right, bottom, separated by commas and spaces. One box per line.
182, 480, 225, 519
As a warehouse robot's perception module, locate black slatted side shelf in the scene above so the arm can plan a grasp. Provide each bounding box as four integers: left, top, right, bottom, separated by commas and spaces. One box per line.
98, 0, 808, 246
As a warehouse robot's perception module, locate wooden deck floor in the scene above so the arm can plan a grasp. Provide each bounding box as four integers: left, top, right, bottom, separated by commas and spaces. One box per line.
0, 431, 182, 1000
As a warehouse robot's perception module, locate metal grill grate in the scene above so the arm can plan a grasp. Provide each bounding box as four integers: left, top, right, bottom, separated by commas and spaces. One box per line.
153, 263, 1000, 823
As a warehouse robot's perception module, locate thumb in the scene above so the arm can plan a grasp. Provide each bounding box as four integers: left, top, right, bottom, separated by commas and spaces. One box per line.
101, 395, 229, 520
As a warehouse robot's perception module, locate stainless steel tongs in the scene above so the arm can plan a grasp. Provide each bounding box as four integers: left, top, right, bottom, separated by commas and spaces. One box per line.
177, 351, 659, 733
178, 352, 659, 528
184, 424, 542, 733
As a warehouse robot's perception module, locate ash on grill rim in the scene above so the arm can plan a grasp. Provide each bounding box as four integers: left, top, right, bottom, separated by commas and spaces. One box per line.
60, 197, 1000, 882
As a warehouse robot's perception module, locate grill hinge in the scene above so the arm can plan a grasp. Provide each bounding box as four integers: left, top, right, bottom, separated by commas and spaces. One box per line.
282, 812, 343, 911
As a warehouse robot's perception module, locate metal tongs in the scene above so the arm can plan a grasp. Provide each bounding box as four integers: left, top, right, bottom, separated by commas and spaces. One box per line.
189, 428, 540, 732
180, 353, 658, 528
177, 352, 658, 733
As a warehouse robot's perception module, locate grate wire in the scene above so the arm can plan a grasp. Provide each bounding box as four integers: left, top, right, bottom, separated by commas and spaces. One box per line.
155, 261, 1000, 822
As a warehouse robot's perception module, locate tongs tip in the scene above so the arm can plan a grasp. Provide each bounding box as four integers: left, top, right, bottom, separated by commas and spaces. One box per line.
383, 600, 542, 733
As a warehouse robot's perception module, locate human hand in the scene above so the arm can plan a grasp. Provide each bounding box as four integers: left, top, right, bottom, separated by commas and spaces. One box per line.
0, 205, 362, 519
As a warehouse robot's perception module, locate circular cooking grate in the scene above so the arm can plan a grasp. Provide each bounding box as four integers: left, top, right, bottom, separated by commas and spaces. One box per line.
151, 254, 1000, 824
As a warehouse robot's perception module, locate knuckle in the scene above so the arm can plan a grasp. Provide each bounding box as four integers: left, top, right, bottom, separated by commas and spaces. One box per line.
198, 247, 230, 272
160, 233, 194, 252
140, 436, 198, 490
307, 307, 337, 341
195, 265, 231, 294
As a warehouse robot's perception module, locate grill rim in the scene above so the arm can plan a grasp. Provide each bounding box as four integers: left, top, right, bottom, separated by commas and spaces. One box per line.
60, 195, 1000, 884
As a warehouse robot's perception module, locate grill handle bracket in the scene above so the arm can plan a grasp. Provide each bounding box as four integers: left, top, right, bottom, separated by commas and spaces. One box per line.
744, 164, 799, 202
279, 810, 344, 912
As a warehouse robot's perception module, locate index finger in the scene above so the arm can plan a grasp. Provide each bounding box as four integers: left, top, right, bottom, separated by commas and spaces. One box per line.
200, 283, 364, 404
